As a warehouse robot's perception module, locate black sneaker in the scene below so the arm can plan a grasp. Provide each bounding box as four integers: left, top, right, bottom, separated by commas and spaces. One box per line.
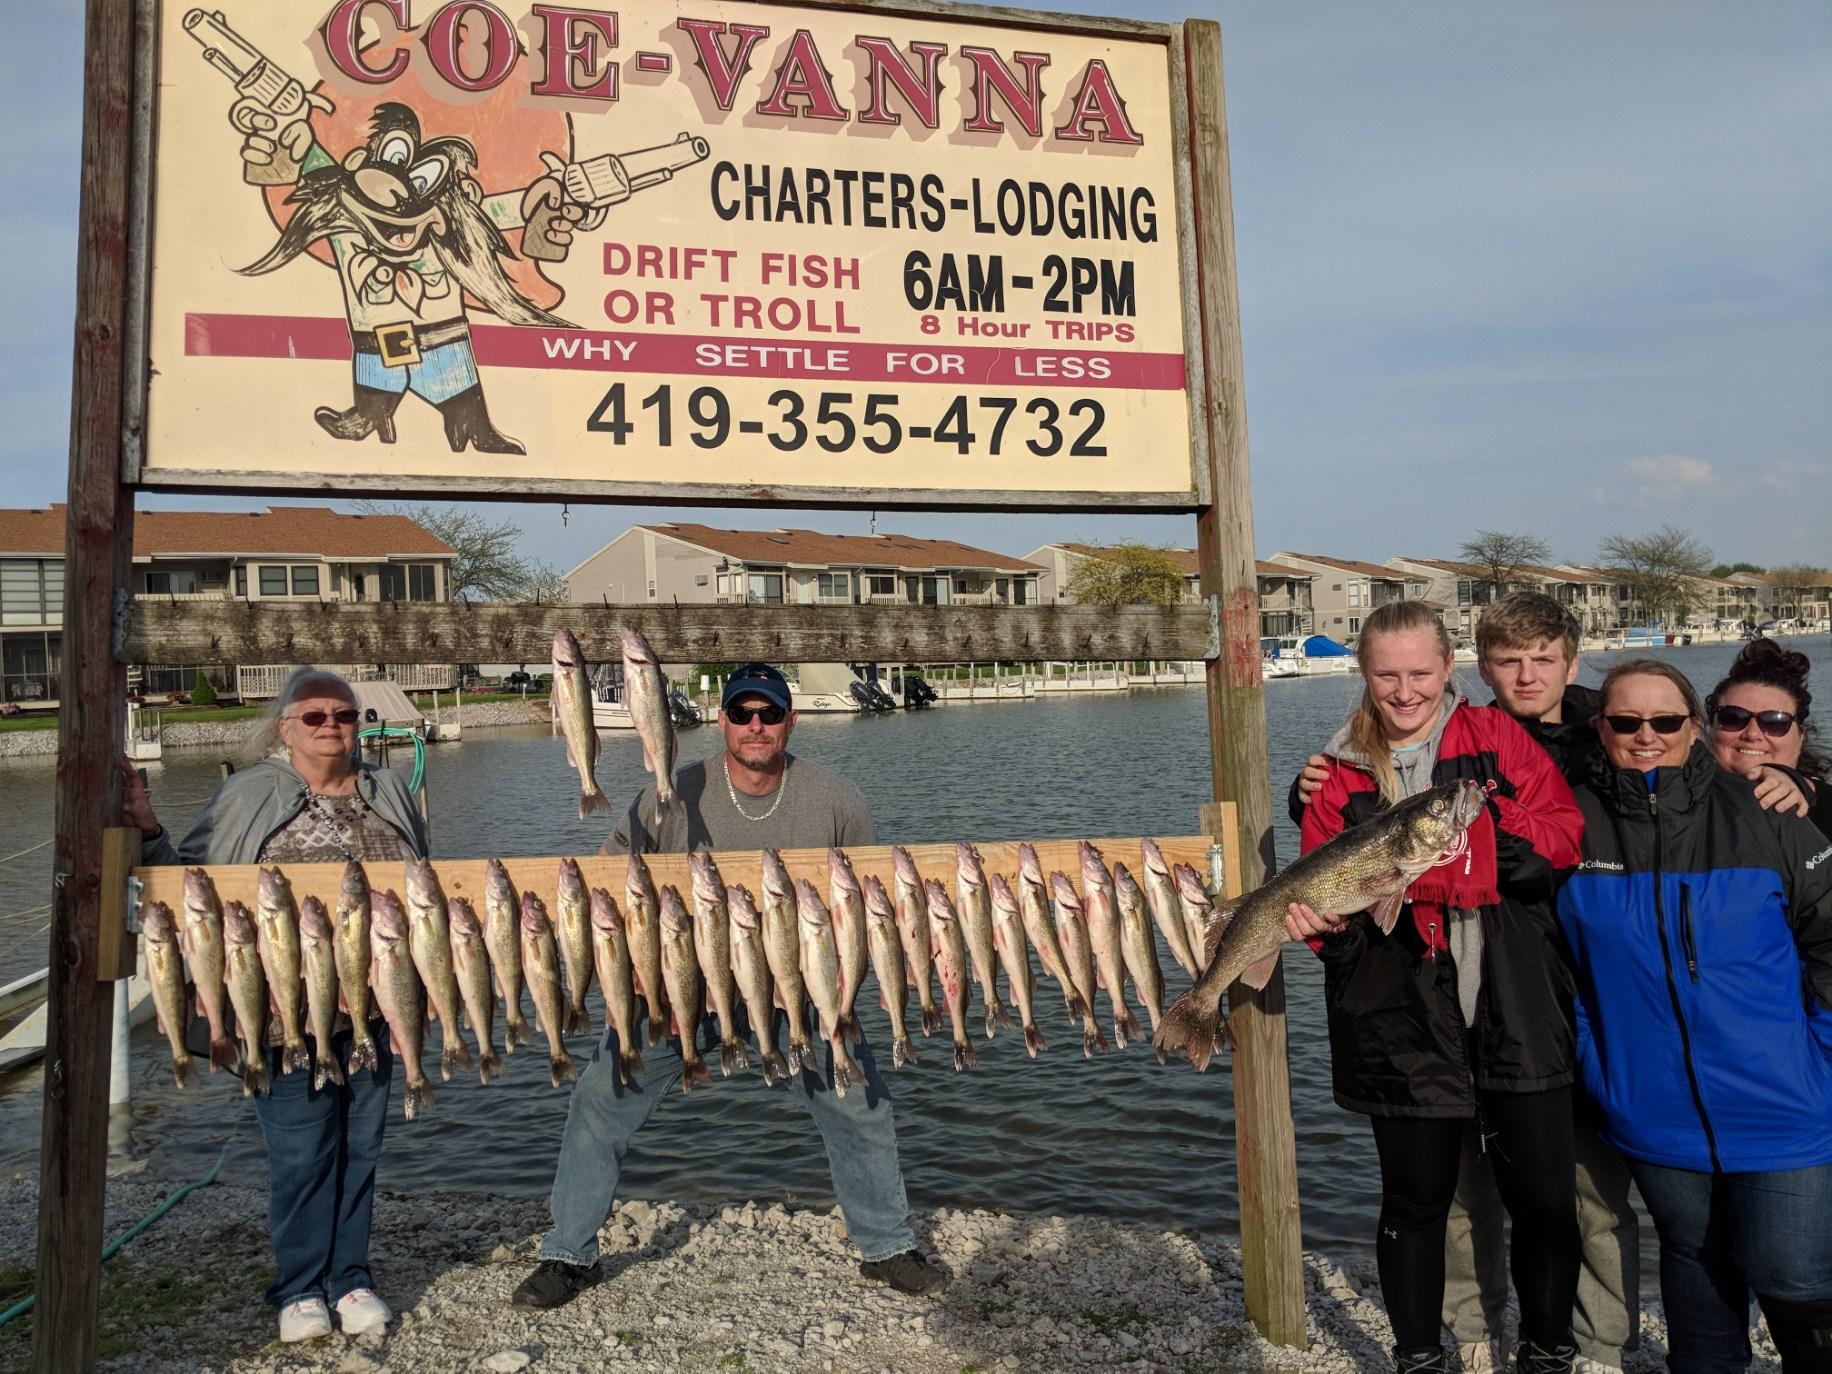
1391, 1346, 1448, 1374
859, 1250, 944, 1296
511, 1259, 604, 1310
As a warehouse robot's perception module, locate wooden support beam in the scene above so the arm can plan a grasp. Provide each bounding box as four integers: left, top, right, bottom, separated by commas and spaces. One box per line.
95, 830, 142, 983
36, 0, 142, 1366
1186, 17, 1308, 1351
120, 601, 1210, 668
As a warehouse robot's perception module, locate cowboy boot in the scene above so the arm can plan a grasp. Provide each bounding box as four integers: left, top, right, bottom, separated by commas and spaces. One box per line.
314, 386, 401, 443
437, 384, 525, 455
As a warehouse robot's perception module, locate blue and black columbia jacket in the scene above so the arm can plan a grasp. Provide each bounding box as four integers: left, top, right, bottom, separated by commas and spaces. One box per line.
1558, 742, 1832, 1173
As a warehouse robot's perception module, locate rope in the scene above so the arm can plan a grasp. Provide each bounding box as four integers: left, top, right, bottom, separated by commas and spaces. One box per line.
0, 1143, 231, 1329
359, 726, 426, 794
0, 841, 50, 868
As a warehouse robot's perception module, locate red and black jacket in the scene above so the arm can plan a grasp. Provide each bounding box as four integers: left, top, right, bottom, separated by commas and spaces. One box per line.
1299, 701, 1584, 1117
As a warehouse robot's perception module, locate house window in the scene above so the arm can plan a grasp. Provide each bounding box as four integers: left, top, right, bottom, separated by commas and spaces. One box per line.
817, 572, 850, 600
379, 566, 405, 600
746, 573, 784, 605
291, 566, 320, 596
258, 566, 288, 596
694, 574, 708, 586
996, 578, 1009, 601
1, 631, 61, 703
647, 580, 656, 599
0, 561, 60, 627
1348, 617, 1362, 634
716, 573, 730, 596
144, 571, 199, 595
1348, 584, 1361, 608
234, 566, 246, 597
1012, 578, 1028, 606
867, 574, 896, 598
408, 565, 437, 601
954, 577, 972, 594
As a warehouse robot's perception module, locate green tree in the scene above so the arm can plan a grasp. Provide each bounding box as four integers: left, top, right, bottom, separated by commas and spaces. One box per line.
352, 501, 558, 601
1062, 543, 1190, 607
1457, 529, 1552, 590
1710, 562, 1765, 579
1598, 526, 1714, 627
189, 670, 217, 707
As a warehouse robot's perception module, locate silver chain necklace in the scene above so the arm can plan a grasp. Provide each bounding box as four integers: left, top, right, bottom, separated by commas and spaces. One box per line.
725, 758, 789, 821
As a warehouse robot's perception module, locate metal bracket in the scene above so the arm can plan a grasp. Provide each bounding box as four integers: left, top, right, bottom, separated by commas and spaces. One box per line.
1205, 841, 1227, 899
1204, 593, 1223, 661
125, 874, 144, 936
111, 587, 133, 663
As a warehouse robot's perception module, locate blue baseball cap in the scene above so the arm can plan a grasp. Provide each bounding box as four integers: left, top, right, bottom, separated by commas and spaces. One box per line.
721, 662, 792, 712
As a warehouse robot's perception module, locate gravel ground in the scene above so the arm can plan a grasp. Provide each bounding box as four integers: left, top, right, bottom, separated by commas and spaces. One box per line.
0, 1173, 1781, 1374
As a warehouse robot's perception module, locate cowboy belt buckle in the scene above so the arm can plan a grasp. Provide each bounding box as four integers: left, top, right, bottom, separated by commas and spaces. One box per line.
375, 322, 421, 368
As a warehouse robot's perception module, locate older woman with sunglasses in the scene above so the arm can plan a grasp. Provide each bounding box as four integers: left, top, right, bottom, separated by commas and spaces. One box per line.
1708, 637, 1830, 839
1556, 659, 1832, 1374
122, 669, 430, 1345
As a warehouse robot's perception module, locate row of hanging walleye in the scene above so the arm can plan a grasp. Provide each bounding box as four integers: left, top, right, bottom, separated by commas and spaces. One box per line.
139, 839, 1224, 1120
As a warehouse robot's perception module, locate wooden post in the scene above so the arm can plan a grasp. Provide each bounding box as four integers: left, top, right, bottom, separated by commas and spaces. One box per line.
1186, 17, 1308, 1350
35, 0, 142, 1367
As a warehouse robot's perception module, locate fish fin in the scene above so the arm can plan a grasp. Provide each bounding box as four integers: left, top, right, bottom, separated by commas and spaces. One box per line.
173, 1055, 196, 1090
479, 1050, 504, 1085
283, 1041, 311, 1076
920, 1004, 940, 1037
440, 1046, 457, 1082
681, 1057, 711, 1094
1023, 1025, 1046, 1059
833, 1043, 860, 1097
952, 1039, 977, 1072
580, 786, 612, 818
1368, 890, 1405, 935
1153, 992, 1225, 1072
762, 1050, 790, 1085
244, 1056, 271, 1096
209, 1037, 236, 1074
843, 1012, 862, 1044
1117, 1008, 1142, 1048
1082, 1021, 1110, 1058
347, 1036, 378, 1075
619, 1046, 645, 1085
718, 1039, 744, 1078
563, 1004, 588, 1036
550, 1054, 578, 1088
1240, 952, 1280, 991
405, 1080, 433, 1119
1066, 991, 1087, 1021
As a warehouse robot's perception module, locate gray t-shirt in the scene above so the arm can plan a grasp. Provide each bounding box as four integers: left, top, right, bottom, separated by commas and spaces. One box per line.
606, 754, 876, 856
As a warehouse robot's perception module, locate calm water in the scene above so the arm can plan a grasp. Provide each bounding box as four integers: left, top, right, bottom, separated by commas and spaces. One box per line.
0, 639, 1826, 1262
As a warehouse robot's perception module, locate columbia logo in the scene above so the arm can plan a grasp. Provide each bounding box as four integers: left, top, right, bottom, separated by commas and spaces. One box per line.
1809, 846, 1832, 871
1578, 859, 1626, 872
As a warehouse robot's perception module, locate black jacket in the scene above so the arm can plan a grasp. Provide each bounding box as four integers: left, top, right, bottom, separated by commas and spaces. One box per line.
1514, 683, 1601, 785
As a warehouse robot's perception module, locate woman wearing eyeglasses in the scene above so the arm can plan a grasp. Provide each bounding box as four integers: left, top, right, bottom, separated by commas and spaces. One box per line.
1708, 637, 1830, 839
1556, 659, 1832, 1374
123, 668, 429, 1345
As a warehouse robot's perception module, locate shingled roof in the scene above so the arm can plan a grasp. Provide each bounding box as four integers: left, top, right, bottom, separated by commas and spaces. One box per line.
0, 506, 453, 559
642, 523, 1042, 574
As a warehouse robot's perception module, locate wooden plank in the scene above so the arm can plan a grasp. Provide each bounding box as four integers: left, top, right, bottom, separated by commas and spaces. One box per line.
132, 836, 1218, 915
1186, 18, 1308, 1351
36, 0, 141, 1365
122, 601, 1211, 668
95, 830, 142, 983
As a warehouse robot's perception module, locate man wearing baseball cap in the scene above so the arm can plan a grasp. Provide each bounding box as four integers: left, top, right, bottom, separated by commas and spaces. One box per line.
516, 662, 942, 1311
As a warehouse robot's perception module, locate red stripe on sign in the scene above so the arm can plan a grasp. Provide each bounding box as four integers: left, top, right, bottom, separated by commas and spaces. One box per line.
183, 313, 1187, 391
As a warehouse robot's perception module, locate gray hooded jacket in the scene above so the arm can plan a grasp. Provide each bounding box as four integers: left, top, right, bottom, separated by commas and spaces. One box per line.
142, 757, 430, 867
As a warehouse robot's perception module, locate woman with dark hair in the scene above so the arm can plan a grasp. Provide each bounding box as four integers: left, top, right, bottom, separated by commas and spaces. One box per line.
1558, 659, 1832, 1373
1285, 598, 1586, 1373
1708, 637, 1830, 838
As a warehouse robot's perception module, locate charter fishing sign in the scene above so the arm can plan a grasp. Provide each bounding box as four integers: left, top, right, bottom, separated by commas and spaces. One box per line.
140, 1, 1205, 506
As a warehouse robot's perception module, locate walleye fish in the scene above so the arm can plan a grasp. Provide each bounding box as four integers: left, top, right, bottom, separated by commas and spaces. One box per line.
955, 842, 1009, 1038
1049, 872, 1109, 1057
890, 847, 939, 1036
728, 883, 789, 1085
659, 885, 712, 1092
1115, 862, 1165, 1055
255, 866, 308, 1076
690, 851, 746, 1075
333, 860, 380, 1075
1081, 842, 1141, 1049
181, 867, 234, 1073
590, 886, 644, 1084
625, 853, 667, 1044
760, 850, 814, 1072
371, 890, 431, 1117
796, 878, 862, 1094
1017, 844, 1080, 1019
620, 624, 676, 815
925, 879, 977, 1071
142, 901, 194, 1089
449, 897, 504, 1085
1174, 864, 1226, 965
828, 848, 870, 1042
1158, 779, 1489, 1071
482, 859, 532, 1053
1141, 839, 1201, 979
864, 874, 918, 1067
555, 857, 595, 1036
221, 901, 271, 1096
298, 896, 346, 1091
405, 858, 473, 1081
519, 892, 579, 1087
989, 874, 1045, 1057
551, 627, 611, 817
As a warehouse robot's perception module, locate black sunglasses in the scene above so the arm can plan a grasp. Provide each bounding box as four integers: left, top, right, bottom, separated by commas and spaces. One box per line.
1602, 713, 1690, 736
726, 703, 786, 726
1713, 705, 1797, 737
288, 708, 361, 727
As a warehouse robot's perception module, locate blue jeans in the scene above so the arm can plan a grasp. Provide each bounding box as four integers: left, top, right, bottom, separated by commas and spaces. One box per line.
251, 1026, 393, 1308
542, 1009, 915, 1265
1630, 1158, 1832, 1374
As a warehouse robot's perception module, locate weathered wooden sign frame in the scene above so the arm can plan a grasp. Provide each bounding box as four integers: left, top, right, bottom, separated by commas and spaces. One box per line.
37, 1, 1299, 1369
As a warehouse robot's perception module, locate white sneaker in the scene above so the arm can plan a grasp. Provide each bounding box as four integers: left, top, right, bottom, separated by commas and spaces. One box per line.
278, 1296, 333, 1343
335, 1287, 393, 1335
1572, 1358, 1624, 1374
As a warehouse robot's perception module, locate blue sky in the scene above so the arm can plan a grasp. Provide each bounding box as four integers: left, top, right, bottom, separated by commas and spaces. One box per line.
2, 2, 1827, 571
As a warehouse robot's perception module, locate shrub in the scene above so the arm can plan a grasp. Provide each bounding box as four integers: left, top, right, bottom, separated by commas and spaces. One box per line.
190, 672, 218, 707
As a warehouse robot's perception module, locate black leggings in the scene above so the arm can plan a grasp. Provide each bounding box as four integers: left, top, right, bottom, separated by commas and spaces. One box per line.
1370, 1087, 1581, 1353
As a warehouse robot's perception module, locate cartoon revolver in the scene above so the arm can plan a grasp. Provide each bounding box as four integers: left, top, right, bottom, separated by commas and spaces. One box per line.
184, 8, 313, 184
521, 135, 712, 261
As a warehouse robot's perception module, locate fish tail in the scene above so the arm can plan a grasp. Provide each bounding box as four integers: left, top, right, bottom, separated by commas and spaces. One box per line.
952, 1039, 977, 1072
1117, 1007, 1143, 1048
717, 1040, 741, 1078
1023, 1023, 1047, 1059
841, 1012, 862, 1044
403, 1079, 433, 1120
563, 1003, 588, 1036
891, 1035, 910, 1069
919, 1004, 941, 1038
681, 1057, 711, 1094
762, 1050, 790, 1085
550, 1053, 579, 1088
479, 1049, 504, 1085
243, 1055, 271, 1096
831, 1044, 855, 1098
579, 787, 613, 819
1066, 990, 1088, 1020
347, 1034, 379, 1076
646, 1019, 664, 1048
172, 1054, 195, 1090
502, 1013, 526, 1054
209, 1036, 236, 1073
283, 1040, 311, 1077
982, 1002, 999, 1040
1153, 991, 1225, 1073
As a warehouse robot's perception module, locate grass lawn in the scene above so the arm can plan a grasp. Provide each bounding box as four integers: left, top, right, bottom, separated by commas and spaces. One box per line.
0, 714, 58, 733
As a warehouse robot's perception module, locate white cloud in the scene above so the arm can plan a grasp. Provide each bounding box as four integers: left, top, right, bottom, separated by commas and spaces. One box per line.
1626, 453, 1715, 485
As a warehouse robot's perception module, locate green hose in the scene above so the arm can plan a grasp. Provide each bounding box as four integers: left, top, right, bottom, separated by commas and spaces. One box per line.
0, 1143, 231, 1329
359, 725, 426, 793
